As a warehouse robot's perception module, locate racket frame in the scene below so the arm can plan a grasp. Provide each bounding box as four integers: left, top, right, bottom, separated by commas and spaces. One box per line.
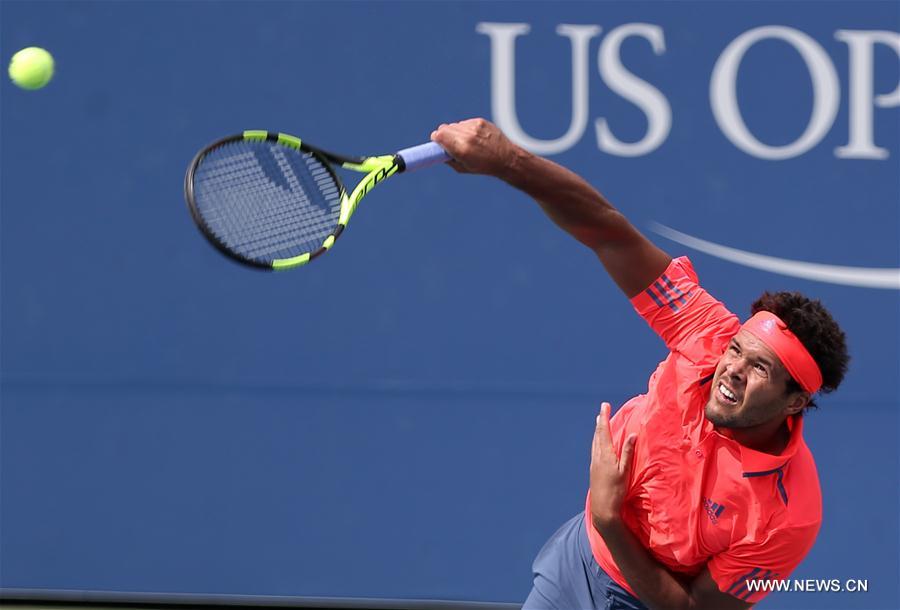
185, 130, 404, 270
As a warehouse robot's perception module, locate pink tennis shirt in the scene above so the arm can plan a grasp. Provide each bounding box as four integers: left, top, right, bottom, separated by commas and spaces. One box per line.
584, 256, 822, 604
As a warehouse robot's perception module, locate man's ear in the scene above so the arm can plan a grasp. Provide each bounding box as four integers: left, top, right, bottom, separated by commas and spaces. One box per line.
785, 392, 810, 415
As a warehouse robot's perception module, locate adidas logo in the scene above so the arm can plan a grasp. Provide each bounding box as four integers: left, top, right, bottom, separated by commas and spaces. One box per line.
703, 497, 726, 524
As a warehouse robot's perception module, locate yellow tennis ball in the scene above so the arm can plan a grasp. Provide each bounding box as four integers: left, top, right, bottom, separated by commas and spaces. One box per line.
8, 47, 55, 90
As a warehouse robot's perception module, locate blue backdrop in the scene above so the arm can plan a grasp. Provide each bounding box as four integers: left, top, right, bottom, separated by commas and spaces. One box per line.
1, 1, 898, 609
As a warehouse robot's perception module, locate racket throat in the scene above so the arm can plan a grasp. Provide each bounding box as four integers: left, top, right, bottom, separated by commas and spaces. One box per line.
339, 160, 400, 224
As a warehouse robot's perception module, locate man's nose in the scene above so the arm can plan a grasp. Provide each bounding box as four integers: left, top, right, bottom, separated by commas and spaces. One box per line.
725, 358, 747, 379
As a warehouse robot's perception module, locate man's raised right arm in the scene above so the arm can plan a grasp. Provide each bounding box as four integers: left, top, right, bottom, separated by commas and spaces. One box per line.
431, 118, 671, 298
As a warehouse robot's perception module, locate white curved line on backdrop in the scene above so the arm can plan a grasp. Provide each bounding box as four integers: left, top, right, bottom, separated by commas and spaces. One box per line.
650, 222, 900, 290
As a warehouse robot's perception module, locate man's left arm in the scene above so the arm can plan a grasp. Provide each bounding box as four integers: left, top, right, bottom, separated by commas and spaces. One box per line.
590, 403, 751, 610
594, 517, 751, 610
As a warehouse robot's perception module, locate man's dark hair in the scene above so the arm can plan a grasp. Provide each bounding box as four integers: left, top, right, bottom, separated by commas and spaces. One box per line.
751, 292, 849, 409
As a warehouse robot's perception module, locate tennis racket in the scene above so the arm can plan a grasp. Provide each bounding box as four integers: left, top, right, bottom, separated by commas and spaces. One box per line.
184, 131, 450, 270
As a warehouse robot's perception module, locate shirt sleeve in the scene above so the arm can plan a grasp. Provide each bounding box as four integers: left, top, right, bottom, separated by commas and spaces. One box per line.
630, 256, 740, 365
707, 522, 820, 604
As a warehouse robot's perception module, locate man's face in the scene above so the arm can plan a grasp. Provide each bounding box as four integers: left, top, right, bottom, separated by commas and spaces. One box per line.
705, 329, 803, 428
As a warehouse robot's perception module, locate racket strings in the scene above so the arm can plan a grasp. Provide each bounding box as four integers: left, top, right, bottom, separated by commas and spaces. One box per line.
198, 147, 337, 256
192, 141, 343, 263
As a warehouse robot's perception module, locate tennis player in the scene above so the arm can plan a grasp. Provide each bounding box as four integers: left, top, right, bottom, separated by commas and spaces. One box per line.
431, 119, 849, 610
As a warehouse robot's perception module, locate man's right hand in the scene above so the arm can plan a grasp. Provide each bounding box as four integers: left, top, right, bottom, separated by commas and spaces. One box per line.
430, 118, 528, 180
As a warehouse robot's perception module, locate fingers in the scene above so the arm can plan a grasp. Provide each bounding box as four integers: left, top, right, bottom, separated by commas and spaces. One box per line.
430, 118, 511, 177
446, 160, 469, 174
430, 123, 450, 142
594, 402, 608, 430
591, 402, 611, 469
595, 402, 614, 451
431, 118, 494, 147
593, 402, 637, 469
619, 433, 637, 475
431, 123, 466, 165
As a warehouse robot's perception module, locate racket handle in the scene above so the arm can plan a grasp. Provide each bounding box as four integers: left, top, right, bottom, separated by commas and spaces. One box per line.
397, 141, 451, 173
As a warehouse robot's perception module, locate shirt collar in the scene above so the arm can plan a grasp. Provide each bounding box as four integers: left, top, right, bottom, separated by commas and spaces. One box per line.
736, 414, 804, 474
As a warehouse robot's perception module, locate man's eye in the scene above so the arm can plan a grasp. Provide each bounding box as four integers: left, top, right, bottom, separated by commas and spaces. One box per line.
755, 363, 768, 375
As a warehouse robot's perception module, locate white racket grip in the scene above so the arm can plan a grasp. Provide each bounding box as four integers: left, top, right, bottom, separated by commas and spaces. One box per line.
397, 141, 451, 172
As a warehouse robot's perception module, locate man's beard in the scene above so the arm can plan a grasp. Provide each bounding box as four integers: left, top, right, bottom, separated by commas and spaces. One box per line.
705, 400, 744, 428
704, 397, 773, 429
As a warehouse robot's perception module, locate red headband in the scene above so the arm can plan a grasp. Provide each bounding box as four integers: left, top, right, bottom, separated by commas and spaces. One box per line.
741, 311, 823, 394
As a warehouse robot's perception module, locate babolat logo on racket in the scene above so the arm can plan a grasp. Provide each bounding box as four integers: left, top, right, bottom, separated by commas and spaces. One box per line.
184, 130, 449, 270
352, 164, 400, 205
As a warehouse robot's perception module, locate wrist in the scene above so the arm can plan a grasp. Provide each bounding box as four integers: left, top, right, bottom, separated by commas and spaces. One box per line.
497, 145, 534, 186
591, 510, 622, 536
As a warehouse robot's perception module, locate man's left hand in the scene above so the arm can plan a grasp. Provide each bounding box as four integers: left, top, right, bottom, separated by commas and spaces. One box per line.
590, 402, 637, 532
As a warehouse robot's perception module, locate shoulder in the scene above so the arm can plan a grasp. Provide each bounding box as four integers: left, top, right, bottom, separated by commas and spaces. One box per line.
632, 256, 741, 367
741, 443, 822, 547
783, 443, 823, 527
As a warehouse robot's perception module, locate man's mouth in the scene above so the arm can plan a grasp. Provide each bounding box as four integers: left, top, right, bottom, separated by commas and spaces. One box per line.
717, 382, 739, 405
